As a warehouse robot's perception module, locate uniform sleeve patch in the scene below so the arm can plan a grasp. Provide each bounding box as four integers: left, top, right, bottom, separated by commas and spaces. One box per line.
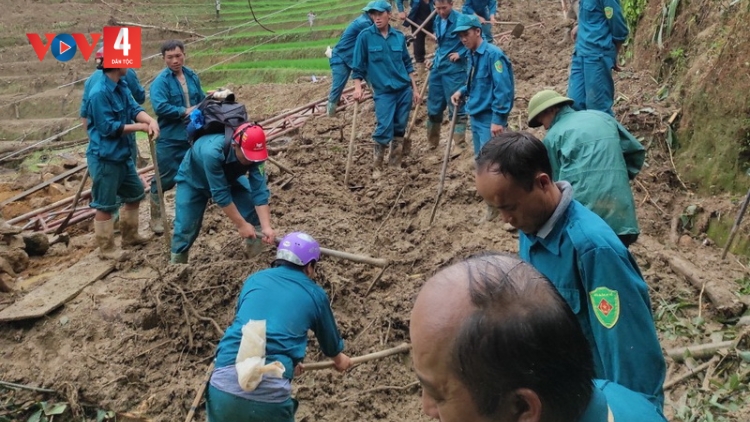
494, 60, 503, 73
590, 287, 620, 329
604, 6, 614, 19
258, 162, 266, 177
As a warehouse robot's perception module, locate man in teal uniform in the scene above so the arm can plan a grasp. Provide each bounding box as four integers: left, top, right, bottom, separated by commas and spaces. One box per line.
425, 0, 468, 153
474, 132, 666, 410
450, 14, 514, 160
352, 0, 420, 178
461, 0, 496, 43
207, 232, 353, 422
567, 0, 628, 115
410, 253, 666, 421
149, 39, 206, 234
81, 48, 147, 166
326, 7, 373, 117
86, 58, 159, 260
170, 124, 276, 264
527, 90, 645, 247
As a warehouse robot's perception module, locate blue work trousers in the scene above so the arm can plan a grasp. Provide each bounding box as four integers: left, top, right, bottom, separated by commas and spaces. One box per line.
482, 23, 493, 44
373, 88, 413, 145
171, 176, 261, 254
427, 70, 467, 121
567, 53, 615, 116
206, 385, 297, 422
87, 155, 145, 213
469, 110, 494, 157
149, 138, 190, 195
328, 56, 351, 105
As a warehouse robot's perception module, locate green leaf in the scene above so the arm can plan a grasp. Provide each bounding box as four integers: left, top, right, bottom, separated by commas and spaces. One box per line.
666, 0, 680, 37
26, 409, 43, 422
42, 402, 67, 416
738, 351, 750, 363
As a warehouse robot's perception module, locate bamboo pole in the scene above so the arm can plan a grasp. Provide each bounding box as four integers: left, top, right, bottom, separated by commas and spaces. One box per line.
303, 343, 411, 371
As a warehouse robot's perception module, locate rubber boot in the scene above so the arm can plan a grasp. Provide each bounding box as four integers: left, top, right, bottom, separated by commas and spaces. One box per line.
149, 193, 165, 235
427, 119, 441, 149
120, 208, 150, 247
94, 218, 129, 261
372, 143, 385, 179
452, 119, 468, 155
170, 252, 189, 264
388, 137, 404, 167
326, 101, 337, 117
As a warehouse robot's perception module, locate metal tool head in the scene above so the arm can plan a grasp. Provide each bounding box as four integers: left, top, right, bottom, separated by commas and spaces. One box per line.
511, 23, 525, 38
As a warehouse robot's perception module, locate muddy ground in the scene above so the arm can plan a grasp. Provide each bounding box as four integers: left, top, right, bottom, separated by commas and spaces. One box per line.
1, 1, 750, 421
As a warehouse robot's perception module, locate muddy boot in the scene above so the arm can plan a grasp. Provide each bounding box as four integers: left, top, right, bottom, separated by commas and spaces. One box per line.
120, 208, 150, 247
372, 143, 385, 179
388, 137, 404, 167
170, 251, 189, 264
149, 193, 165, 235
326, 101, 337, 117
452, 118, 468, 155
94, 218, 129, 261
427, 119, 441, 149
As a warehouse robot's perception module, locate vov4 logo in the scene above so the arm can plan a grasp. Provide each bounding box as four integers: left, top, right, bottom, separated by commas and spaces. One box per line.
26, 26, 142, 68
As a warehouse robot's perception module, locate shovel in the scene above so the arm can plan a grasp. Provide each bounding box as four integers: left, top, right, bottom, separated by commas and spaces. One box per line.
511, 22, 525, 38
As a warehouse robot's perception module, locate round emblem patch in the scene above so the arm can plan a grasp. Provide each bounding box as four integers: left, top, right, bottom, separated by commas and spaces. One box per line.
494, 60, 503, 73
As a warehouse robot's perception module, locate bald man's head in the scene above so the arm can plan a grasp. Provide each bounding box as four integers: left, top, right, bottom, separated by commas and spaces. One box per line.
410, 253, 595, 422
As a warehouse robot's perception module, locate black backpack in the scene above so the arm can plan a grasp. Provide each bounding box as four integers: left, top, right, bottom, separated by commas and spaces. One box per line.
186, 97, 248, 148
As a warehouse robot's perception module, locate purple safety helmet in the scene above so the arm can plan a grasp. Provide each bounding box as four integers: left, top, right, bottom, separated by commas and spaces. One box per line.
276, 232, 320, 266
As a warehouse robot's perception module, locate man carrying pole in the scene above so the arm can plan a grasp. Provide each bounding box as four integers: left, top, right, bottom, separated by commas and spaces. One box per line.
352, 0, 420, 178
85, 55, 159, 260
425, 0, 468, 154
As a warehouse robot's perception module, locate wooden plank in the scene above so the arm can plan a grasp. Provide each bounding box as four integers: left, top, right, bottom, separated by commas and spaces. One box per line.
0, 252, 115, 322
0, 163, 87, 208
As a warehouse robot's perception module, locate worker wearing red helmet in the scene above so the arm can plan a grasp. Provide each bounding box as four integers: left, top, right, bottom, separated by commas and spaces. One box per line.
80, 47, 147, 166
170, 123, 276, 264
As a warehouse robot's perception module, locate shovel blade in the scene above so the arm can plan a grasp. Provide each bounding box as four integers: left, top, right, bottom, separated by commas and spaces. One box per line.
511, 23, 525, 38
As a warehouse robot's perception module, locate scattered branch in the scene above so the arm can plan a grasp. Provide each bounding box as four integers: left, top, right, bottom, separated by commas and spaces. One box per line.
0, 380, 57, 394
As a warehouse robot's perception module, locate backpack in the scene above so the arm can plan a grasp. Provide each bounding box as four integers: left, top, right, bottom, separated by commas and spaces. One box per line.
186, 97, 248, 149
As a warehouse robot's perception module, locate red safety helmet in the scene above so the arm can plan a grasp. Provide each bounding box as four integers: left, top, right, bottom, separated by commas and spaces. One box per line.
232, 123, 267, 162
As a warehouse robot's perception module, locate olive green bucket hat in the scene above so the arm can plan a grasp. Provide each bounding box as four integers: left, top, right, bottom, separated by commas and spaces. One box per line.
527, 90, 574, 128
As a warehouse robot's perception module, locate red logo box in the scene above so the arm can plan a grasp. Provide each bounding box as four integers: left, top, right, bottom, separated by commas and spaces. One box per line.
102, 26, 141, 68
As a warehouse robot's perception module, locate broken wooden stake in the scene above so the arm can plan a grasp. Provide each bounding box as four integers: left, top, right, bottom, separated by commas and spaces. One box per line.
267, 156, 295, 177
185, 362, 214, 422
664, 252, 746, 318
429, 106, 459, 225
303, 343, 411, 371
722, 187, 750, 260
666, 340, 734, 362
273, 236, 388, 267
663, 357, 718, 390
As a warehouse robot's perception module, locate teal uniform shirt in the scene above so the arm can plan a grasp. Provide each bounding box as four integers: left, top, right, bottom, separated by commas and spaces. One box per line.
81, 69, 144, 119
215, 266, 345, 379
461, 0, 496, 20
543, 105, 644, 236
519, 183, 666, 409
458, 40, 514, 126
579, 380, 666, 421
576, 0, 628, 58
85, 75, 144, 162
432, 9, 468, 75
149, 66, 205, 141
351, 25, 414, 94
332, 13, 373, 67
175, 134, 269, 208
396, 0, 435, 25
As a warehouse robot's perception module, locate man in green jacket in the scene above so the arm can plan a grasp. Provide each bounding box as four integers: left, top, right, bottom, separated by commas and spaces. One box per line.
527, 90, 645, 247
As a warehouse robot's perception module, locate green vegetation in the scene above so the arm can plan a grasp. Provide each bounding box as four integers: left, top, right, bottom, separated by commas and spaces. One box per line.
622, 0, 647, 39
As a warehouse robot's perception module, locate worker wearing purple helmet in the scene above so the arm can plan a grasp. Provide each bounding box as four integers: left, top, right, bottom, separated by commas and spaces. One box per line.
207, 232, 353, 422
